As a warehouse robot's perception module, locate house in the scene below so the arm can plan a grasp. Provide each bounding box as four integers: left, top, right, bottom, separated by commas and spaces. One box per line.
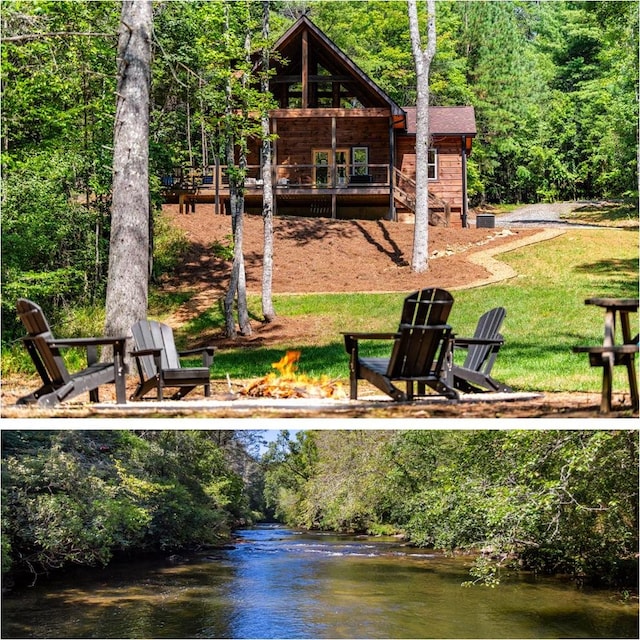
166, 16, 476, 227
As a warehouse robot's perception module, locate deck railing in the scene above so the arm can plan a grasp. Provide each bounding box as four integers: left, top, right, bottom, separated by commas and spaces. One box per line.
162, 164, 391, 190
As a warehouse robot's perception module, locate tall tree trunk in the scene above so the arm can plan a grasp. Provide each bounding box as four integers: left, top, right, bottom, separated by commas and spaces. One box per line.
261, 0, 276, 323
104, 0, 152, 347
408, 0, 436, 273
223, 3, 251, 338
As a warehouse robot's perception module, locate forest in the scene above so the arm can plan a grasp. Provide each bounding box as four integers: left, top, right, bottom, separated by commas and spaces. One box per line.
1, 429, 638, 592
1, 0, 638, 342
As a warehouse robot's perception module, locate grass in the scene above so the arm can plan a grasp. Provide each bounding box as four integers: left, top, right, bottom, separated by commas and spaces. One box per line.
192, 228, 638, 393
3, 226, 637, 395
560, 201, 639, 228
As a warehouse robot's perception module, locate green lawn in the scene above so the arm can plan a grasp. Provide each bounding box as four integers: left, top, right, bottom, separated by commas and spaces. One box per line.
195, 228, 638, 393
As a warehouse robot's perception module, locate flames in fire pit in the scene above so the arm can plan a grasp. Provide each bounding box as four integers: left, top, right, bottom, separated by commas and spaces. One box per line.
240, 351, 346, 399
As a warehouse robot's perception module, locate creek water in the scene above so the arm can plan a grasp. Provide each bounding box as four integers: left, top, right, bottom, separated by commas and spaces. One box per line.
2, 524, 637, 639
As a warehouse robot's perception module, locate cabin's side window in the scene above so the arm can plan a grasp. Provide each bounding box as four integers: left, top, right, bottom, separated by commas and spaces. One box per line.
428, 149, 438, 180
352, 147, 369, 176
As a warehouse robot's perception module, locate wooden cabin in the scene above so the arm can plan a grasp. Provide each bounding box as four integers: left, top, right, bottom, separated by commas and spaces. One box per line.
166, 16, 476, 227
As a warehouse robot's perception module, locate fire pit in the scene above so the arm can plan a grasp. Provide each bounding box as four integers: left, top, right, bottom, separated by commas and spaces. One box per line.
240, 351, 346, 399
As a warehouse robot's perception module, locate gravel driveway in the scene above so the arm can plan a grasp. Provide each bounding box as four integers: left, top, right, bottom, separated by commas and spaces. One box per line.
493, 201, 603, 228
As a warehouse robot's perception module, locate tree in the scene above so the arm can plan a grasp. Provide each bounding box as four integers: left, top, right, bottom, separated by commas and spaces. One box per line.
407, 0, 436, 273
222, 1, 252, 338
104, 0, 152, 345
260, 0, 276, 323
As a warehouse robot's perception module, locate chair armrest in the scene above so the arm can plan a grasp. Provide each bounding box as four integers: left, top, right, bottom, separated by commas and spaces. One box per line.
131, 347, 163, 358
179, 346, 215, 368
179, 346, 216, 356
50, 336, 128, 348
342, 332, 399, 340
398, 324, 452, 331
342, 332, 399, 354
49, 336, 128, 369
453, 337, 504, 348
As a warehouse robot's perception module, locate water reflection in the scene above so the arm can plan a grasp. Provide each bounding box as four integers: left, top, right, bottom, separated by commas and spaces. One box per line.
2, 524, 637, 639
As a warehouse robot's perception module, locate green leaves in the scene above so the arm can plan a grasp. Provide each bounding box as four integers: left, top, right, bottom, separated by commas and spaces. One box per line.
265, 429, 638, 588
1, 430, 255, 579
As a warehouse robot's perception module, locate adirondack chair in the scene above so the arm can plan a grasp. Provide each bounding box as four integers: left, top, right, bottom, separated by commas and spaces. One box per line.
130, 320, 215, 400
15, 298, 127, 407
343, 288, 458, 402
449, 307, 512, 393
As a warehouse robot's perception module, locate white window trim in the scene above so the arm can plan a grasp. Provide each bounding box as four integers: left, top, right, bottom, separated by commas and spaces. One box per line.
428, 148, 438, 181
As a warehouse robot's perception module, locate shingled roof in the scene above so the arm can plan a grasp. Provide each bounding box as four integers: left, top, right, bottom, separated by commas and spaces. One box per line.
403, 106, 476, 136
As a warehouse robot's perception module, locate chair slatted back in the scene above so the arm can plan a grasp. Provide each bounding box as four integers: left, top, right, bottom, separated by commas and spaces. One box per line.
399, 288, 453, 326
131, 320, 181, 379
464, 307, 506, 373
17, 298, 70, 385
388, 289, 454, 378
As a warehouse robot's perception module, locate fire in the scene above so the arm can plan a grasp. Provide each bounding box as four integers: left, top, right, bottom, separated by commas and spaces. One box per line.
240, 350, 346, 399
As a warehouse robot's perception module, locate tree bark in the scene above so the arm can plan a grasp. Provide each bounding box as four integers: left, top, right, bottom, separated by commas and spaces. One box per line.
408, 0, 436, 273
223, 3, 251, 338
261, 0, 276, 323
104, 0, 152, 347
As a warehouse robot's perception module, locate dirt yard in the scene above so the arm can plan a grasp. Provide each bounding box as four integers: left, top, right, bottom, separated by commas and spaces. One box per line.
2, 205, 636, 419
159, 204, 549, 333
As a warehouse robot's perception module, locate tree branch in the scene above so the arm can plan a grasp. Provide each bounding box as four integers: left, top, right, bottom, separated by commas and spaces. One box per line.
2, 32, 115, 43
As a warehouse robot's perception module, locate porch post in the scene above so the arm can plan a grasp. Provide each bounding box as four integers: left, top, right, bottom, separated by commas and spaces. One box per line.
301, 30, 309, 109
272, 117, 278, 216
215, 154, 220, 214
461, 135, 468, 228
388, 116, 396, 222
331, 116, 337, 218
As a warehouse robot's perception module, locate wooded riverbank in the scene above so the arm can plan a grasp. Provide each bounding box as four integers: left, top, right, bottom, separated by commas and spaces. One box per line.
2, 430, 638, 594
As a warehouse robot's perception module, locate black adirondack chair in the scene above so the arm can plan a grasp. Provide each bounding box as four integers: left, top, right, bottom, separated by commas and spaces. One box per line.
449, 306, 512, 393
343, 288, 458, 402
15, 298, 127, 407
130, 320, 215, 400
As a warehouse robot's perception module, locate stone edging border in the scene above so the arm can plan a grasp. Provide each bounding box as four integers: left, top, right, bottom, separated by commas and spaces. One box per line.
451, 228, 566, 290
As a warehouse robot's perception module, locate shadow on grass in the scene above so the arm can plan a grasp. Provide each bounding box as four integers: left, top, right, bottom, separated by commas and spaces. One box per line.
573, 258, 639, 300
569, 201, 638, 226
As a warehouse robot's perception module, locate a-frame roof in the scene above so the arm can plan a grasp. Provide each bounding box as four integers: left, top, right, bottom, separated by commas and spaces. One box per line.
272, 15, 406, 119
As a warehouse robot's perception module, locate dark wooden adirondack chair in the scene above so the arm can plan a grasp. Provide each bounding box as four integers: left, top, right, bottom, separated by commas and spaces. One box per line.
130, 320, 215, 400
449, 307, 512, 393
16, 298, 127, 407
343, 288, 458, 402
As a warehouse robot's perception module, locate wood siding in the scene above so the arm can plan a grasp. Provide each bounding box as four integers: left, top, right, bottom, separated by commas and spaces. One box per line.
248, 115, 392, 168
396, 134, 464, 214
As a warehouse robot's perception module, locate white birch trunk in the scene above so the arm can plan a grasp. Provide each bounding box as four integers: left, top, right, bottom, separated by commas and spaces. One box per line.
408, 0, 436, 273
261, 0, 276, 323
223, 6, 251, 338
104, 0, 152, 346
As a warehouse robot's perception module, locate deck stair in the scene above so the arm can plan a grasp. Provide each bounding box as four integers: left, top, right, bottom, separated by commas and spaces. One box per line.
393, 168, 451, 226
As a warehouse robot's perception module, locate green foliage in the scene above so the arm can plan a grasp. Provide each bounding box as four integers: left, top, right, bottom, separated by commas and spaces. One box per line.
1, 430, 258, 582
151, 209, 190, 282
211, 235, 235, 260
265, 430, 639, 588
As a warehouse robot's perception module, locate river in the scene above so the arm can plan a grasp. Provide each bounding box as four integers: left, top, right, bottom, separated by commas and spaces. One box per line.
2, 524, 637, 639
